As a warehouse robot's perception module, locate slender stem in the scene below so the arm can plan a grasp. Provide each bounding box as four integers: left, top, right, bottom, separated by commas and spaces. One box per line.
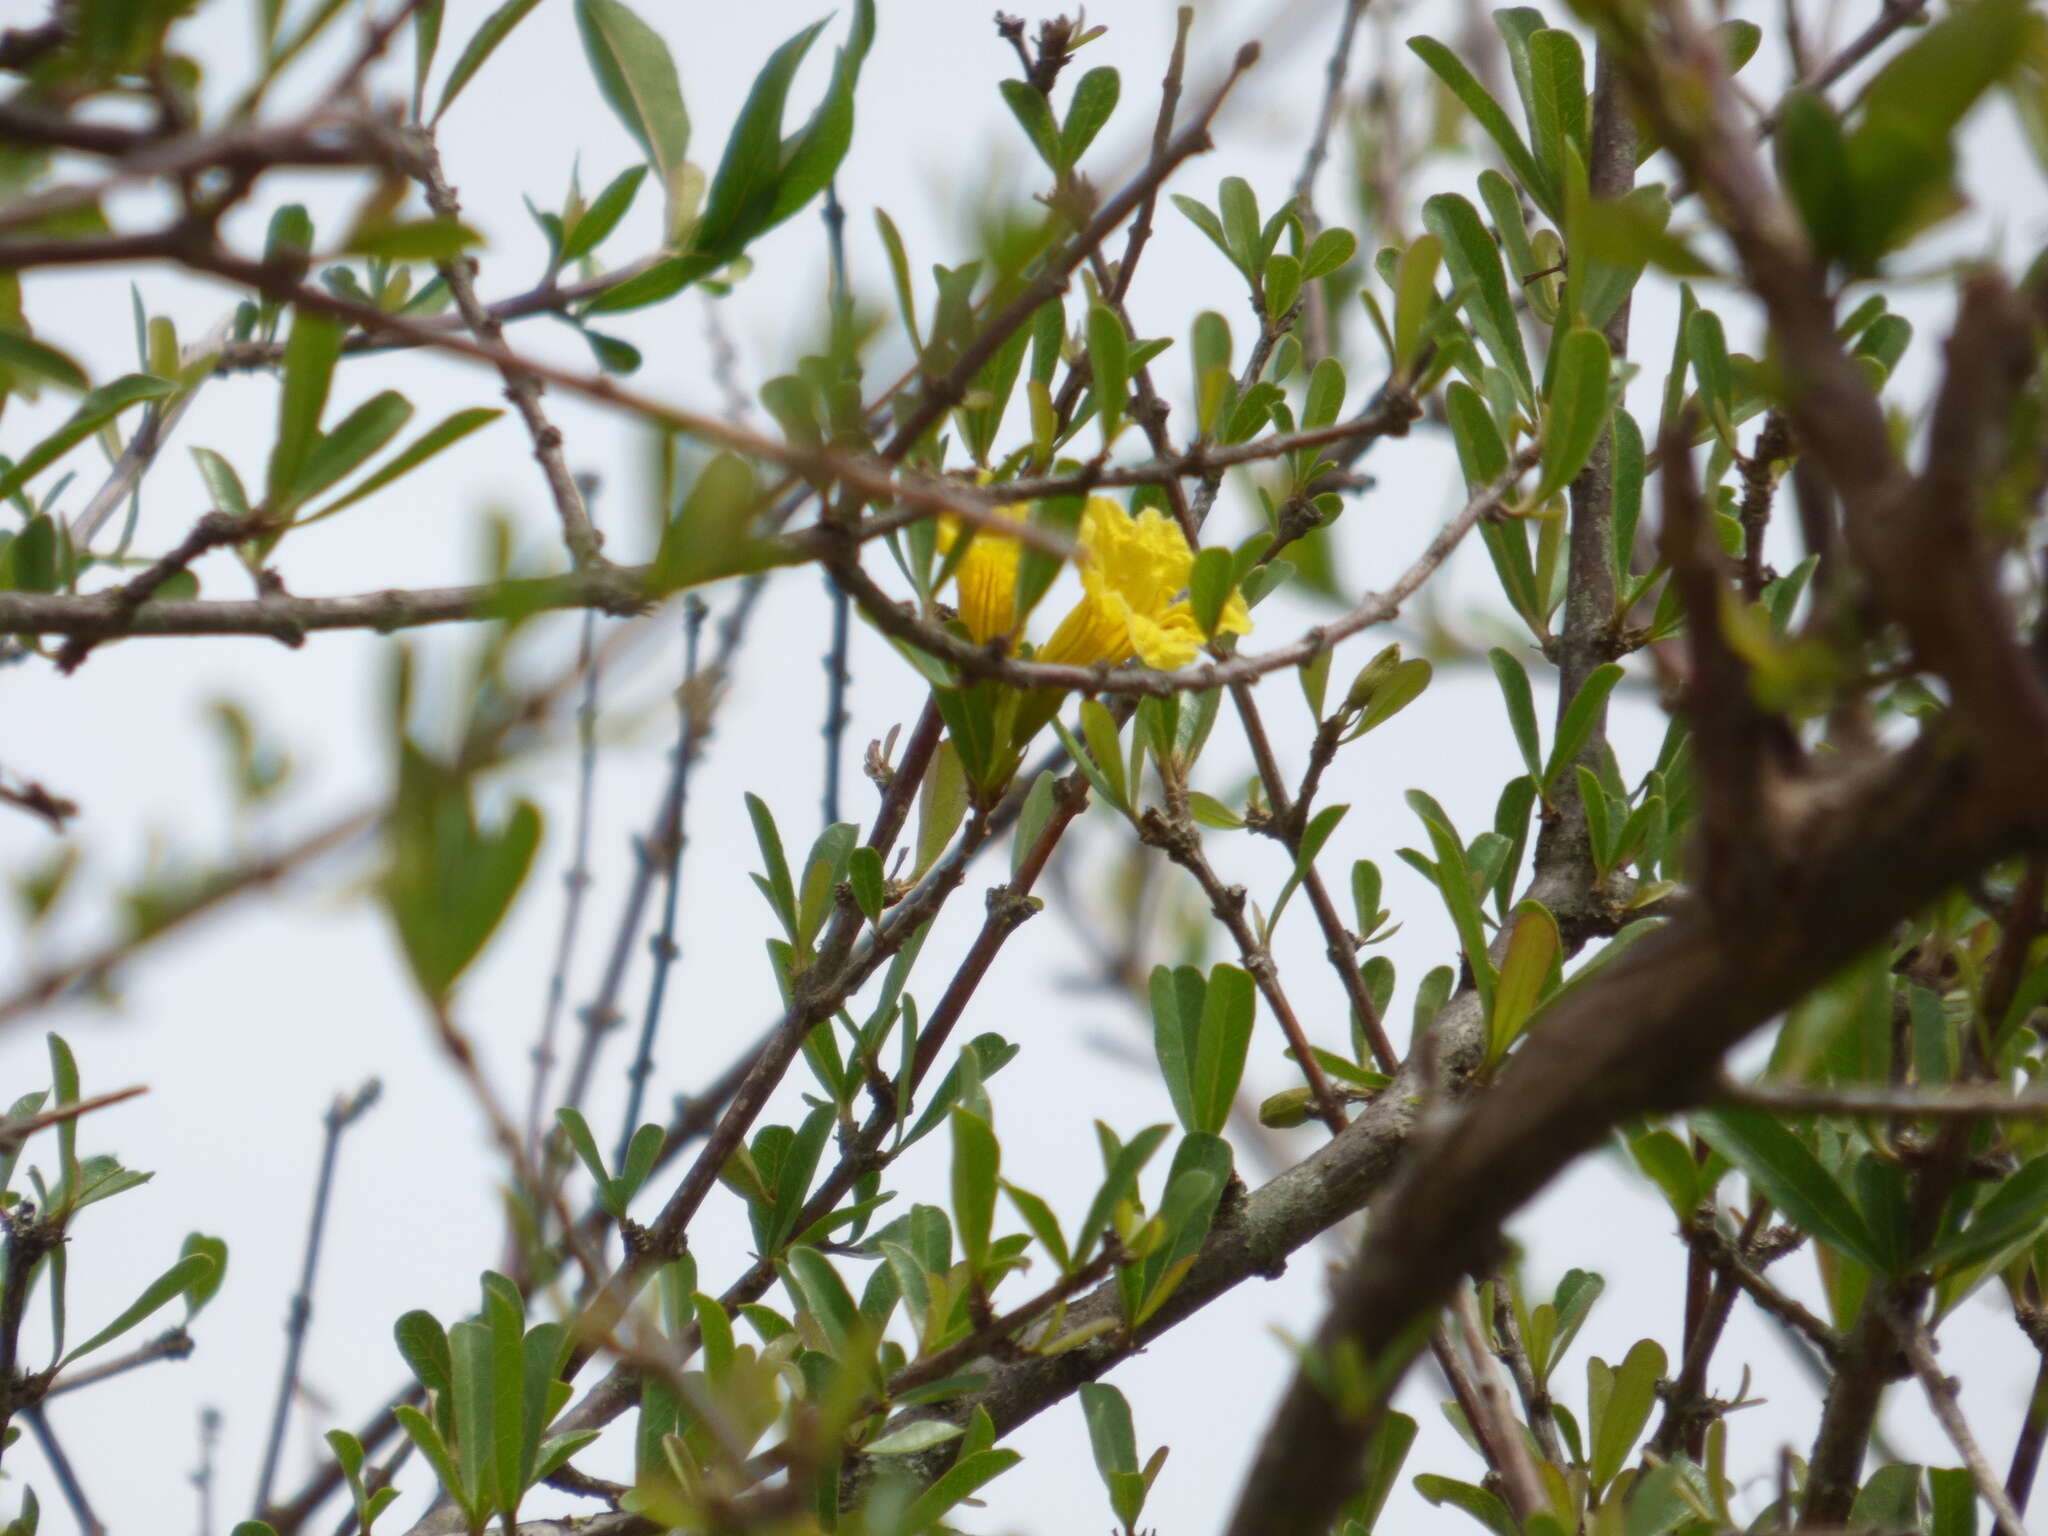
822, 578, 851, 828
1450, 1287, 1546, 1521
42, 1325, 191, 1396
25, 1407, 103, 1536
412, 136, 604, 568
0, 1205, 50, 1464
1289, 0, 1372, 363
195, 1406, 221, 1536
616, 599, 708, 1167
557, 578, 766, 1127
1231, 682, 1400, 1073
1138, 804, 1347, 1131
1488, 1273, 1565, 1466
2008, 1343, 2048, 1513
254, 1081, 381, 1518
526, 601, 603, 1161
1900, 1321, 2028, 1536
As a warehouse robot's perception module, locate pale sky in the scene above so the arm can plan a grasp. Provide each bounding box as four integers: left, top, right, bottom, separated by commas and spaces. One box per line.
2, 0, 2043, 1533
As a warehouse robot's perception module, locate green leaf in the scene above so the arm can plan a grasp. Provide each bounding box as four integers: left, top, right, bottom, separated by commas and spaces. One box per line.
266, 311, 343, 507
1842, 0, 2033, 267
696, 20, 829, 256
1630, 1128, 1702, 1221
394, 1406, 466, 1521
1192, 964, 1256, 1137
1303, 226, 1357, 279
1003, 1179, 1070, 1274
381, 752, 543, 1002
560, 165, 649, 265
1687, 307, 1734, 447
1355, 1410, 1417, 1531
847, 844, 886, 926
1086, 303, 1129, 447
1423, 194, 1534, 410
760, 0, 874, 234
179, 1233, 228, 1318
1189, 546, 1235, 640
745, 792, 797, 938
61, 1251, 216, 1365
1587, 1338, 1666, 1490
1001, 79, 1063, 171
1081, 1381, 1138, 1474
1075, 1123, 1171, 1269
898, 1448, 1022, 1531
394, 1309, 452, 1395
1541, 1268, 1605, 1386
1487, 648, 1543, 783
1218, 177, 1261, 272
1851, 1463, 1922, 1530
864, 1418, 965, 1456
1408, 792, 1496, 1015
1490, 900, 1559, 1061
1925, 1152, 2048, 1272
1061, 67, 1120, 167
1415, 1474, 1518, 1536
1929, 1466, 1978, 1536
573, 0, 689, 178
1408, 36, 1553, 215
1079, 700, 1129, 813
0, 374, 176, 505
1391, 234, 1443, 377
293, 391, 414, 505
1542, 663, 1623, 790
950, 1107, 999, 1275
1447, 380, 1510, 492
0, 330, 88, 392
1271, 803, 1348, 934
434, 0, 543, 120
302, 407, 502, 522
1534, 326, 1611, 502
1524, 30, 1588, 201
1151, 965, 1206, 1134
345, 218, 481, 262
1693, 1106, 1888, 1272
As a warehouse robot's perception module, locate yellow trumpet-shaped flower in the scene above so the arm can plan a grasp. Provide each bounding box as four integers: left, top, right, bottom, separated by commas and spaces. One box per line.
937, 503, 1028, 647
1039, 497, 1251, 670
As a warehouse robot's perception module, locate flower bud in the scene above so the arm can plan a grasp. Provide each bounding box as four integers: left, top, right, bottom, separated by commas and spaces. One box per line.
1342, 643, 1404, 715
1258, 1086, 1315, 1129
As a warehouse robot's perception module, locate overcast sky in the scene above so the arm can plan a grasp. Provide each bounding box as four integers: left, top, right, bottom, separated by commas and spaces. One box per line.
3, 0, 2045, 1533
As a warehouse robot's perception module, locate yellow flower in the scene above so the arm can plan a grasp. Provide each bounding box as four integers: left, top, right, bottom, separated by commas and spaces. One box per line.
1038, 497, 1251, 670
938, 503, 1028, 647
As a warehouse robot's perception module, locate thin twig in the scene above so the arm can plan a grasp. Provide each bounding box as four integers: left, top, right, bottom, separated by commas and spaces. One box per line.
1488, 1272, 1565, 1466
1900, 1321, 2028, 1536
616, 598, 708, 1168
1137, 803, 1347, 1132
525, 597, 603, 1162
25, 1407, 104, 1535
1718, 1077, 2048, 1119
253, 1080, 382, 1518
42, 1325, 191, 1397
556, 582, 756, 1131
410, 136, 604, 569
195, 1407, 221, 1536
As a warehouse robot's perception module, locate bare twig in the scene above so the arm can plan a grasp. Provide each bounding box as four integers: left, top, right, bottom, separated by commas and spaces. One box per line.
24, 1407, 104, 1536
1719, 1078, 2048, 1119
410, 137, 603, 568
1901, 1321, 2028, 1536
525, 598, 604, 1161
616, 598, 709, 1167
253, 1081, 382, 1518
42, 1326, 191, 1397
